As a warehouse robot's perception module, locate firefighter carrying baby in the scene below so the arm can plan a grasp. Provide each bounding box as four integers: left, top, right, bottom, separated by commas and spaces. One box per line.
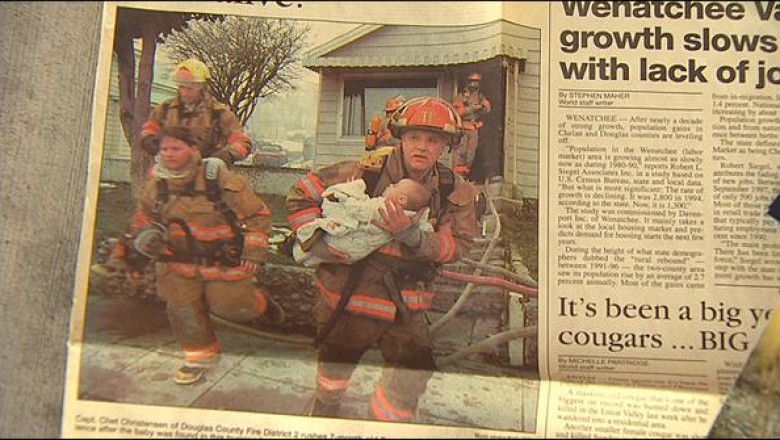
286, 96, 478, 422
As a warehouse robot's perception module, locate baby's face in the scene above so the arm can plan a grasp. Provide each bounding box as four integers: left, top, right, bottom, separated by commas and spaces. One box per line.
382, 180, 429, 210
383, 184, 409, 207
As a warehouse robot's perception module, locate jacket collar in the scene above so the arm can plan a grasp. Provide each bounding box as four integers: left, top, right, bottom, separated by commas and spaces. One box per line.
168, 92, 213, 111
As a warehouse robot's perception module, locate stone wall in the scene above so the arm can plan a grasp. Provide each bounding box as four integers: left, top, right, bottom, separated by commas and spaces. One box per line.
232, 164, 307, 196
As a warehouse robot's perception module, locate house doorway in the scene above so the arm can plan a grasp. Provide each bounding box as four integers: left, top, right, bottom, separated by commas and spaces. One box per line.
454, 59, 505, 184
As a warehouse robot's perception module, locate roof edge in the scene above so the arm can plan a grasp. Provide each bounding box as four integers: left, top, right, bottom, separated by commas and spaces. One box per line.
303, 24, 384, 62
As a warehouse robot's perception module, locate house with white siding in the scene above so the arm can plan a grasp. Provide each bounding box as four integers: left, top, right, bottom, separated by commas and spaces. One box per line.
100, 54, 178, 182
302, 20, 541, 202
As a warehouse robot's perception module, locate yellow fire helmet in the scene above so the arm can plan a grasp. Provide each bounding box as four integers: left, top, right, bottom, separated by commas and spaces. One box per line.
173, 58, 211, 84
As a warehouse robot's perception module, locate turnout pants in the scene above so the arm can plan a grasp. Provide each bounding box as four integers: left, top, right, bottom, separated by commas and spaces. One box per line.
155, 263, 269, 367
313, 300, 437, 422
456, 128, 479, 172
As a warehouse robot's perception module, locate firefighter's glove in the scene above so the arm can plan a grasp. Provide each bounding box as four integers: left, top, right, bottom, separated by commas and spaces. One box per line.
140, 136, 160, 155
209, 147, 234, 165
240, 259, 261, 273
203, 156, 227, 178
113, 233, 149, 273
133, 224, 166, 259
373, 198, 425, 249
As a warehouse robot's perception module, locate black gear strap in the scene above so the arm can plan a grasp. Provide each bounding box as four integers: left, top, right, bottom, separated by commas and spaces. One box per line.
153, 162, 245, 266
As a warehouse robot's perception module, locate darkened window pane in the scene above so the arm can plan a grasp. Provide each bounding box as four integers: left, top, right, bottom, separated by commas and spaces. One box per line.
342, 78, 437, 136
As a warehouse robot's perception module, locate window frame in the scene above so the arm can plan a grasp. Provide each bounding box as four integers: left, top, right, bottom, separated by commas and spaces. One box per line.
338, 74, 440, 139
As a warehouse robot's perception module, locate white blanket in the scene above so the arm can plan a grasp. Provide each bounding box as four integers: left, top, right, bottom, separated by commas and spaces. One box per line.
293, 179, 432, 267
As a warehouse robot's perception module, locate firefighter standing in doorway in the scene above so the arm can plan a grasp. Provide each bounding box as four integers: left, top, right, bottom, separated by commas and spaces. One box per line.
105, 125, 283, 385
286, 97, 478, 422
452, 72, 491, 176
139, 58, 252, 166
364, 95, 405, 151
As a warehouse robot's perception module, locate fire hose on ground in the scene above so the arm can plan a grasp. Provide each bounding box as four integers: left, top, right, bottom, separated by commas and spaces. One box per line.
430, 180, 532, 334
437, 325, 538, 367
461, 257, 538, 289
426, 182, 539, 365
438, 269, 537, 297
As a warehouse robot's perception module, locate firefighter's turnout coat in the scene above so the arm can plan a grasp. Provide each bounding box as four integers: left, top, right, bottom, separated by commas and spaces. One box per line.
140, 93, 251, 164
452, 88, 491, 171
365, 115, 401, 150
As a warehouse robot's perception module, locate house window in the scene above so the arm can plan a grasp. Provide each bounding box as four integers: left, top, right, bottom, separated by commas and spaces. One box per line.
342, 78, 438, 137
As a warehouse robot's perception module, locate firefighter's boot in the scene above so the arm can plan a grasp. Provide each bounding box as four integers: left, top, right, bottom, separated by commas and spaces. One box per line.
174, 365, 206, 385
306, 396, 341, 418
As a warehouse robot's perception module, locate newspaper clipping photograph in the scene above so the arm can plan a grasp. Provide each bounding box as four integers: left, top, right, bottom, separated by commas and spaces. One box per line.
60, 1, 780, 438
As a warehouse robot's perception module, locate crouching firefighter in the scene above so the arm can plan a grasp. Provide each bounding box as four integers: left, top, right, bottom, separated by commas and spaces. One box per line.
105, 125, 284, 385
285, 97, 478, 422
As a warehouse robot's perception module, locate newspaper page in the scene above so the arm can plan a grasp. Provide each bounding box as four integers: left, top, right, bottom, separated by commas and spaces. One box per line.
529, 1, 780, 438
540, 2, 780, 437
60, 1, 780, 438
